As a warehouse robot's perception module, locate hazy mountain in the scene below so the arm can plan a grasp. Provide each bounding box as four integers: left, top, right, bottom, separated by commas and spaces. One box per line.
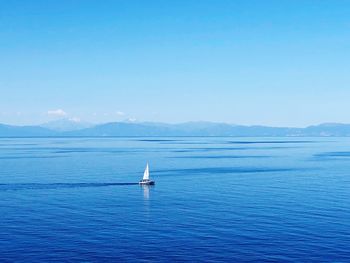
2, 121, 350, 137
40, 118, 93, 132
65, 122, 350, 137
65, 122, 176, 136
303, 123, 350, 136
0, 124, 56, 137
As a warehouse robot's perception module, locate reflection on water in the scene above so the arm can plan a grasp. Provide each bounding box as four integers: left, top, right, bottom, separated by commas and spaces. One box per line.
141, 185, 154, 200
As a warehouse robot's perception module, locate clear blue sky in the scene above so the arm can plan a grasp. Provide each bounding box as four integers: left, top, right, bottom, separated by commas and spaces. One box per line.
1, 0, 349, 127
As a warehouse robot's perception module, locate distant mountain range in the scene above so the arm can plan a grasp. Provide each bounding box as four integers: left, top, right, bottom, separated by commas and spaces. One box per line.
40, 118, 92, 132
1, 120, 350, 137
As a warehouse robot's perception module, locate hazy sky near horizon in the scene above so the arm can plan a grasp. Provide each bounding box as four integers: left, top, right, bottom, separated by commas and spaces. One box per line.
1, 0, 350, 127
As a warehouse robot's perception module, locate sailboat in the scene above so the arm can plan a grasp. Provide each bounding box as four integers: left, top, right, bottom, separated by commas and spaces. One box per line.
139, 163, 155, 185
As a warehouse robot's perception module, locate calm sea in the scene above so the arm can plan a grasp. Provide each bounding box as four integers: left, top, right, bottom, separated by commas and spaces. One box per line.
0, 137, 349, 262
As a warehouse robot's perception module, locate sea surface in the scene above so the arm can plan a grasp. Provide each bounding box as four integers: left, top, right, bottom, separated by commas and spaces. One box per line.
0, 137, 349, 262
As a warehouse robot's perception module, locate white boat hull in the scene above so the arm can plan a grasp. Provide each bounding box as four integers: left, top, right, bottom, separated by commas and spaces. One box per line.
139, 180, 155, 185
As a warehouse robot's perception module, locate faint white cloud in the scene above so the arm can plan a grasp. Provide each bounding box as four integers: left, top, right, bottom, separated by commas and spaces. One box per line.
127, 118, 137, 122
68, 117, 81, 123
116, 111, 125, 116
47, 109, 67, 117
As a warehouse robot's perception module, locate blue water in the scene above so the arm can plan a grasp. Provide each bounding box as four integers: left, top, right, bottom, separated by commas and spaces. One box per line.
0, 137, 349, 262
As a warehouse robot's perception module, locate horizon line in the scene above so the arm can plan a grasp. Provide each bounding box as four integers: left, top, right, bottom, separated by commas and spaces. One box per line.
1, 120, 349, 129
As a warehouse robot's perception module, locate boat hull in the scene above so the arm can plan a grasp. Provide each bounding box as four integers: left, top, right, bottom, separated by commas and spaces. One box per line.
139, 180, 155, 185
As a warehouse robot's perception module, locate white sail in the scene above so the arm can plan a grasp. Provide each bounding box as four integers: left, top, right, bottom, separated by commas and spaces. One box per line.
143, 163, 150, 180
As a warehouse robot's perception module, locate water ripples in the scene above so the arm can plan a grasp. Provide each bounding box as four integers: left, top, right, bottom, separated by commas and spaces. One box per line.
0, 137, 350, 261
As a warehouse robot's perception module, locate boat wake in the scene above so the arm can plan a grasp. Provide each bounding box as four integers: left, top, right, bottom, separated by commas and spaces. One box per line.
0, 182, 139, 191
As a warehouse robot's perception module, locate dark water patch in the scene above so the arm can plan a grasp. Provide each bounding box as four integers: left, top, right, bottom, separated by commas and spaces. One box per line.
138, 139, 181, 142
172, 146, 296, 153
173, 147, 248, 153
50, 140, 76, 145
0, 146, 142, 154
0, 145, 296, 155
138, 138, 218, 145
52, 148, 134, 154
0, 182, 139, 191
0, 155, 68, 160
161, 140, 213, 145
0, 143, 38, 146
315, 151, 350, 157
227, 140, 315, 144
169, 155, 269, 159
155, 167, 298, 175
313, 152, 350, 161
0, 146, 171, 154
53, 147, 174, 154
0, 146, 71, 151
160, 142, 213, 145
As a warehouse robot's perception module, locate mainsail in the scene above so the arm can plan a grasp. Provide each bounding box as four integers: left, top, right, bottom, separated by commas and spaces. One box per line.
143, 163, 150, 180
